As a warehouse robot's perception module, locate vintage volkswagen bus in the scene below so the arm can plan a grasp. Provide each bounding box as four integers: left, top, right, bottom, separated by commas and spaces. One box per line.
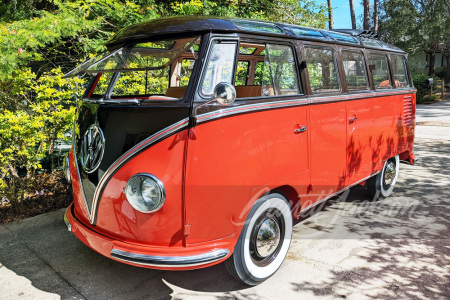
63, 16, 416, 285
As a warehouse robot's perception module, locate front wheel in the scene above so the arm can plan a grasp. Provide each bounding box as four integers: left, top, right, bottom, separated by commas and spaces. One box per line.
366, 155, 400, 200
225, 193, 293, 285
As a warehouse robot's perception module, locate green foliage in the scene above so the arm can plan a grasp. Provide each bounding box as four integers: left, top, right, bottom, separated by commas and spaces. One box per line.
378, 0, 449, 55
412, 74, 438, 102
0, 9, 99, 80
420, 94, 441, 103
0, 68, 82, 209
265, 0, 329, 28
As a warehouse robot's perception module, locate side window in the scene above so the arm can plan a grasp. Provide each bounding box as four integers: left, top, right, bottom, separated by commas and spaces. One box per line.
180, 59, 195, 87
342, 50, 369, 91
235, 61, 250, 86
391, 55, 410, 88
304, 46, 340, 94
253, 61, 269, 86
368, 53, 391, 89
200, 41, 237, 96
263, 44, 300, 96
233, 43, 300, 99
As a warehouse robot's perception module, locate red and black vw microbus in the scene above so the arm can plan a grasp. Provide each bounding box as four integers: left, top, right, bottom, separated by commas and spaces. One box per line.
63, 16, 416, 285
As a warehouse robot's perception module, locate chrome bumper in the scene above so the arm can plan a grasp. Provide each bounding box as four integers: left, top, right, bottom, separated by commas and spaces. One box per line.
110, 248, 230, 268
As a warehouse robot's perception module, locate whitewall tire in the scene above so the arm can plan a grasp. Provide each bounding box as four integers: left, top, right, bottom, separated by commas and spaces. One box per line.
367, 155, 400, 199
225, 193, 293, 285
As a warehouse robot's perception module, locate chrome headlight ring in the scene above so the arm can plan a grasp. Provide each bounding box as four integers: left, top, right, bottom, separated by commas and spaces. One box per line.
124, 173, 166, 213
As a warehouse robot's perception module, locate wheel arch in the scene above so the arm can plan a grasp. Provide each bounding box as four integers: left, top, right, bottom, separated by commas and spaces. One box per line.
271, 185, 302, 219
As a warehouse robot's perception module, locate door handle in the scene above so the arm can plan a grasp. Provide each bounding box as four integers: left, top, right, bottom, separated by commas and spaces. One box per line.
349, 116, 358, 123
294, 126, 307, 134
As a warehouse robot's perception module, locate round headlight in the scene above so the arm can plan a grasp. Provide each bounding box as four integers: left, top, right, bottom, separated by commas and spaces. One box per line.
125, 174, 165, 213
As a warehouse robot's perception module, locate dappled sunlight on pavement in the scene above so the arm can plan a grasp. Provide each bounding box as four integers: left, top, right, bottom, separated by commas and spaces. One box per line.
0, 263, 60, 300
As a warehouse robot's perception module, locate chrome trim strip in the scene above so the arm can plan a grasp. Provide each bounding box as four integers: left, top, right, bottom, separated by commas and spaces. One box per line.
110, 248, 230, 268
197, 98, 309, 123
300, 172, 380, 213
196, 89, 416, 124
124, 173, 166, 213
89, 117, 189, 224
63, 207, 72, 232
308, 89, 416, 104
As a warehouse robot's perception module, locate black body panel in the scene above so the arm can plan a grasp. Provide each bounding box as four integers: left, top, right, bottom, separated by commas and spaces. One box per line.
74, 100, 189, 211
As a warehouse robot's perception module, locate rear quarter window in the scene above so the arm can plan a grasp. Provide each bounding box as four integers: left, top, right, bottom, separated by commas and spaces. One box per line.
391, 55, 410, 88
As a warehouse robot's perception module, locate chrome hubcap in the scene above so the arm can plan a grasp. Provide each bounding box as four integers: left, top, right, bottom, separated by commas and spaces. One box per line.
384, 160, 396, 186
255, 218, 281, 258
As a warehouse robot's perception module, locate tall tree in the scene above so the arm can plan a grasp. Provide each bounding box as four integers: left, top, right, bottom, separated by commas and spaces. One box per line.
378, 0, 450, 77
373, 0, 379, 33
349, 0, 356, 29
327, 0, 334, 29
267, 0, 329, 28
363, 0, 370, 30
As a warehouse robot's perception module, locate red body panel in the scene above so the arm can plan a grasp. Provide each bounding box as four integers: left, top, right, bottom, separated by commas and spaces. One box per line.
346, 97, 375, 185
65, 203, 233, 270
69, 149, 90, 224
308, 101, 347, 201
74, 131, 188, 247
184, 105, 310, 243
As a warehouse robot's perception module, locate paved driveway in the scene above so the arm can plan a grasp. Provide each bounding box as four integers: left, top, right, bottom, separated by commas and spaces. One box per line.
1, 102, 449, 300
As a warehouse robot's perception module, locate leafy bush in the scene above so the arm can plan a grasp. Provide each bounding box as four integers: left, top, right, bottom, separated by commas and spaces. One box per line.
0, 68, 83, 212
412, 74, 438, 102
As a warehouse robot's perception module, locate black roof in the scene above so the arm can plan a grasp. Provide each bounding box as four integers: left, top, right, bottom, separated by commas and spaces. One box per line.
106, 16, 404, 53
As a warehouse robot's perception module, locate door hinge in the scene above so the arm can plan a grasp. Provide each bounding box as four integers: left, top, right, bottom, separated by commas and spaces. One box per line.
184, 224, 191, 236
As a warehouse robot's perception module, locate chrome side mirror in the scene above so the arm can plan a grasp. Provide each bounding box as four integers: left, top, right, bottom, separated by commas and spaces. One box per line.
214, 82, 236, 106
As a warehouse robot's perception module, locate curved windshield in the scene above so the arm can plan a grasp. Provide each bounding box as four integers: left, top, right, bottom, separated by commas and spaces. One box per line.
66, 36, 201, 101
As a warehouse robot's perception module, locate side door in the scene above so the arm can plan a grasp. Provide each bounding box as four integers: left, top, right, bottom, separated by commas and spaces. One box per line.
369, 52, 399, 167
341, 49, 375, 185
304, 44, 347, 201
184, 37, 309, 244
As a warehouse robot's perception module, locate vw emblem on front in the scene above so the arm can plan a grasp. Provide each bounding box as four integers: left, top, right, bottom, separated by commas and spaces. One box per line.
80, 125, 105, 173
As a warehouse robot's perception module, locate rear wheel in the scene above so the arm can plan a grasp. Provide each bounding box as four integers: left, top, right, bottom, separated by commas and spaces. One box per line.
225, 193, 292, 285
366, 155, 399, 200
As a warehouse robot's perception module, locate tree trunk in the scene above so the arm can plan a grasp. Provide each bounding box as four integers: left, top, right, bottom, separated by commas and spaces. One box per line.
373, 0, 379, 33
428, 51, 436, 77
363, 0, 370, 30
327, 0, 334, 29
349, 0, 356, 29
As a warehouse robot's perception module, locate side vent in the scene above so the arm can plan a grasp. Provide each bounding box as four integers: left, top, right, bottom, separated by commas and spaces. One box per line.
403, 96, 413, 126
